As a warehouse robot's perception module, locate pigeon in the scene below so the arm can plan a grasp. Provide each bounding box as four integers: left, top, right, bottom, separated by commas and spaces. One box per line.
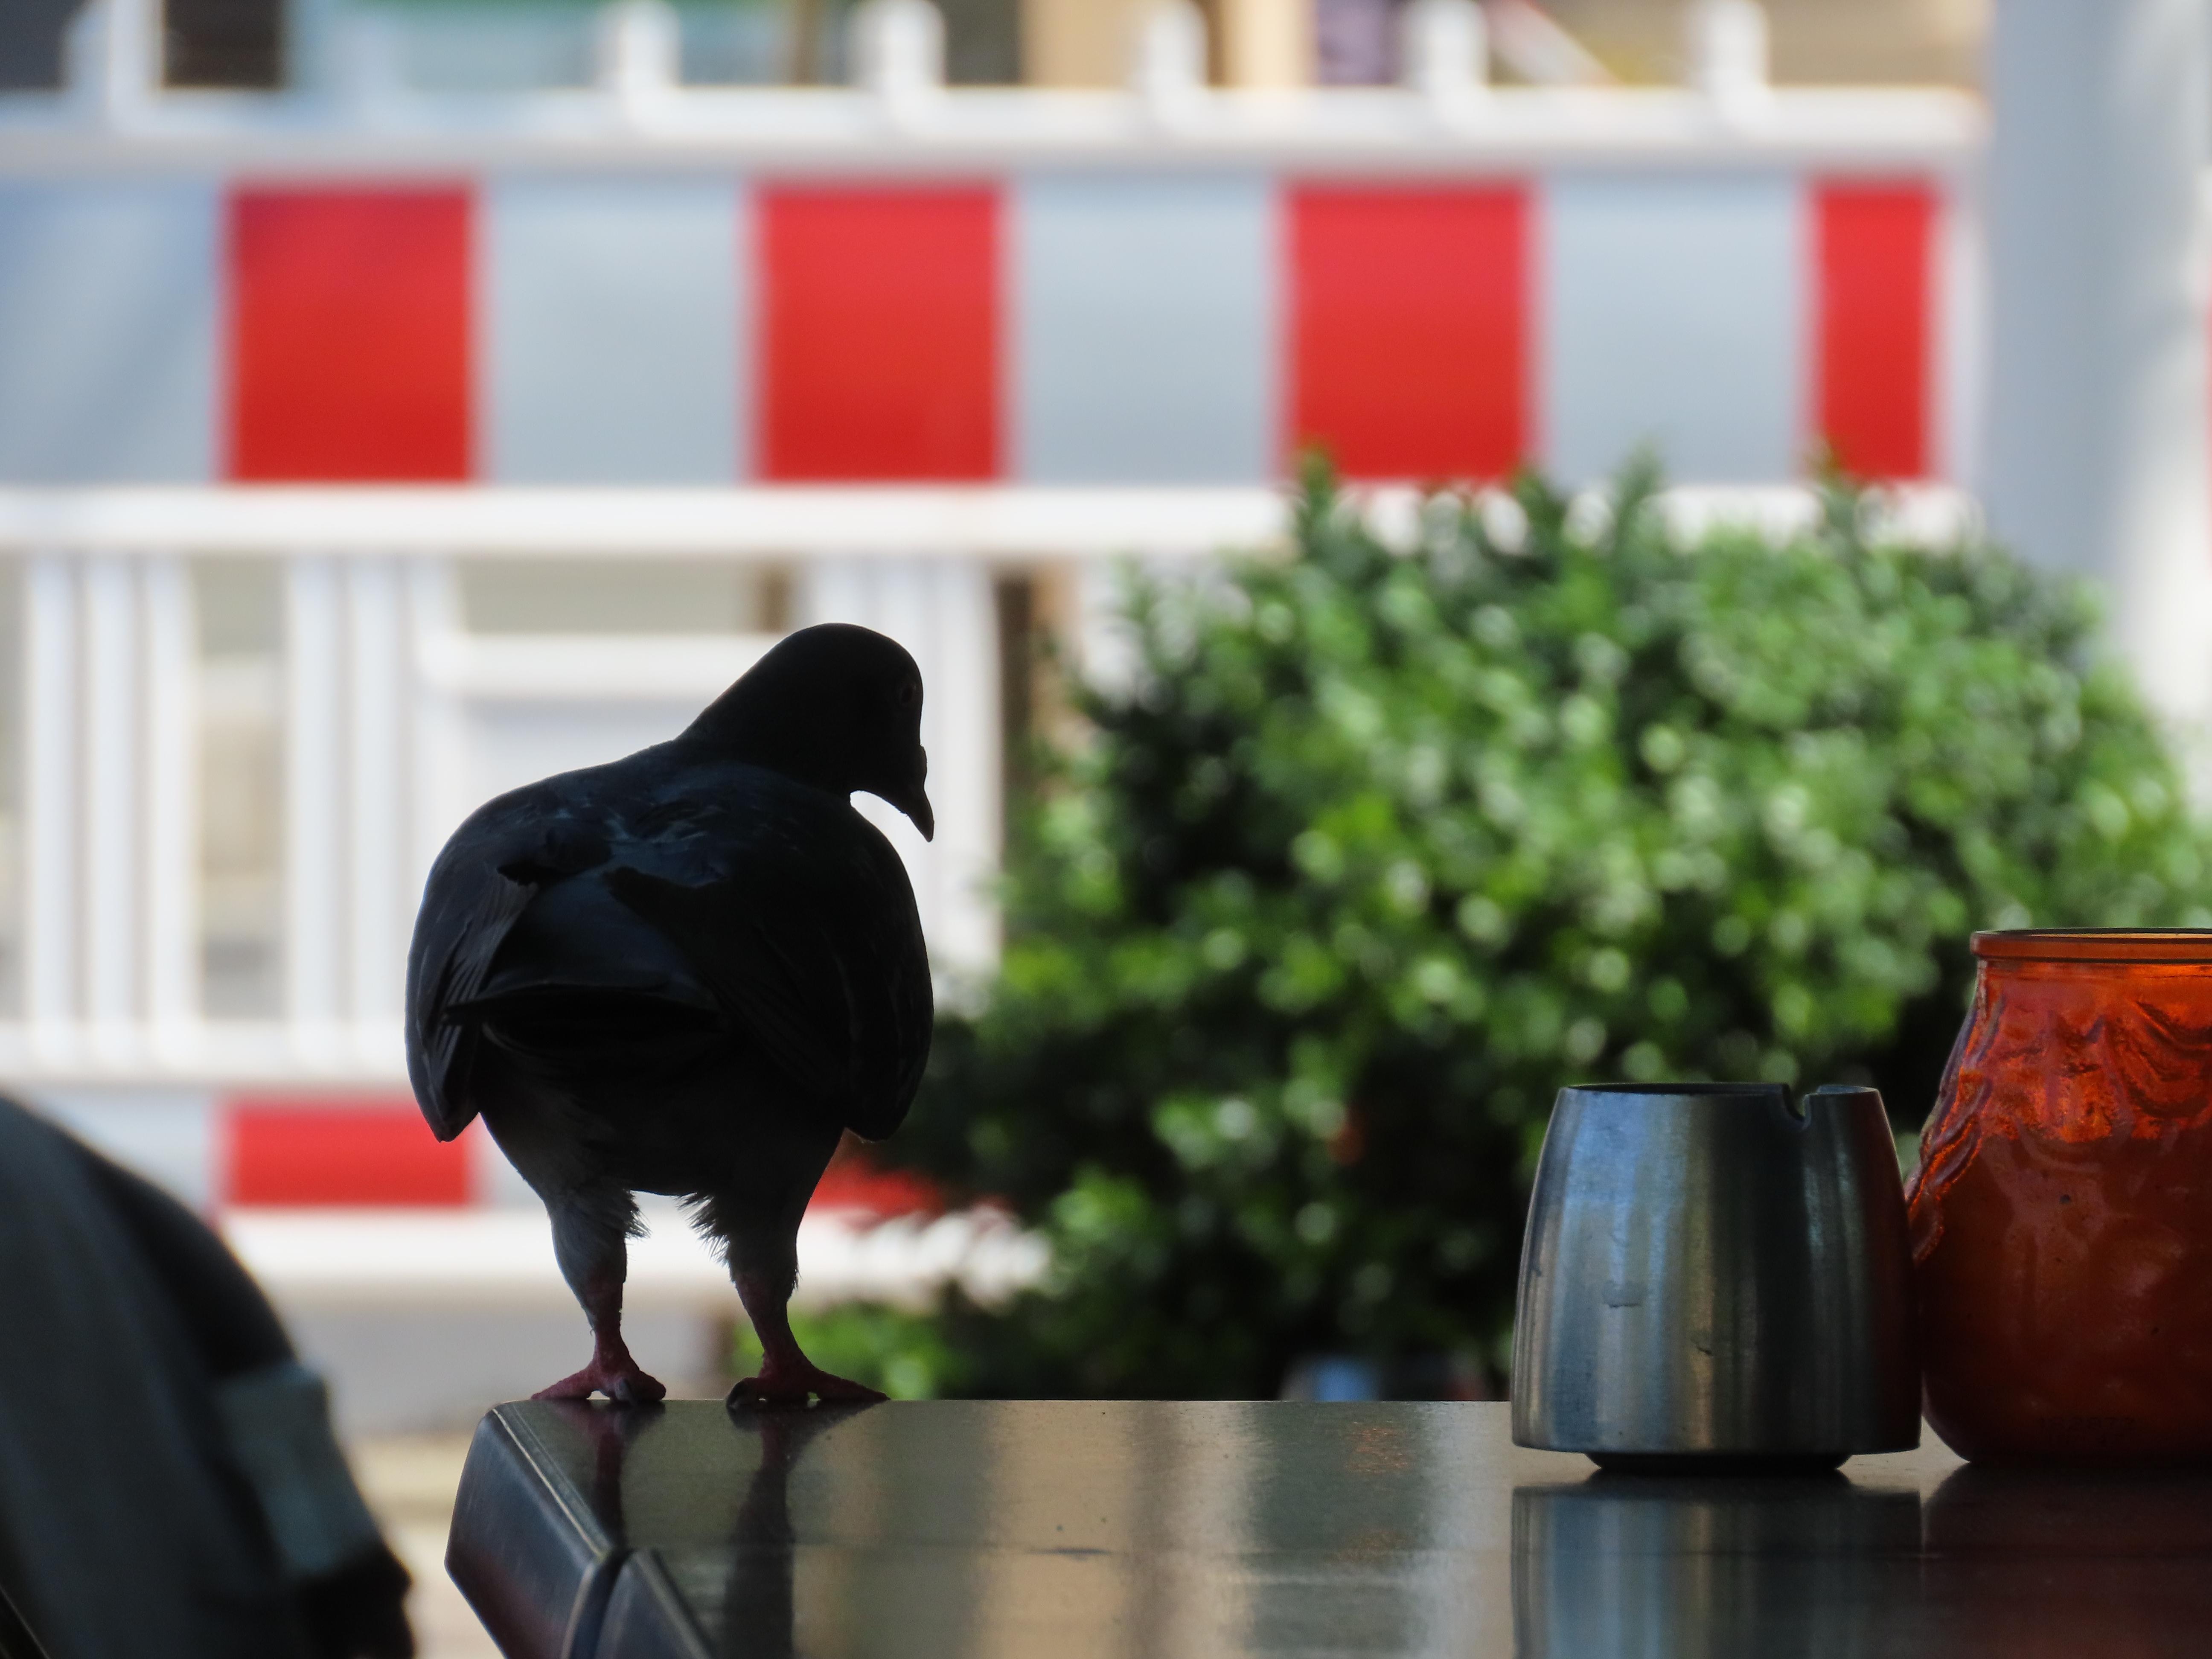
405, 623, 934, 1408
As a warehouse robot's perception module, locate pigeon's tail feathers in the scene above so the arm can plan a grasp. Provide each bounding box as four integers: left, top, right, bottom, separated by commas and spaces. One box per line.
406, 864, 538, 1143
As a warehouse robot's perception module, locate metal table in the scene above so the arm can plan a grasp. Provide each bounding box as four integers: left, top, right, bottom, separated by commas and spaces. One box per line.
448, 1399, 2212, 1656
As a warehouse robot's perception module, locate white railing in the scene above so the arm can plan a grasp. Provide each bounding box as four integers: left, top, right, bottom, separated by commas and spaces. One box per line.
0, 482, 1972, 1089
21, 554, 198, 1062
0, 486, 1225, 1084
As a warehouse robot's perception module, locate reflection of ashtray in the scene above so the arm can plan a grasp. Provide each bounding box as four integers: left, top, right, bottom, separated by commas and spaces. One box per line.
1512, 1474, 1922, 1659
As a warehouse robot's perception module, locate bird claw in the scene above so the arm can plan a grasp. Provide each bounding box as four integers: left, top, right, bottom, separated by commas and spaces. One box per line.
533, 1362, 668, 1405
726, 1365, 888, 1411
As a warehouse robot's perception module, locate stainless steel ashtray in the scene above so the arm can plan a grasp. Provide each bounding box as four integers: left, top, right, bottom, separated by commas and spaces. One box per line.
1510, 1083, 1918, 1472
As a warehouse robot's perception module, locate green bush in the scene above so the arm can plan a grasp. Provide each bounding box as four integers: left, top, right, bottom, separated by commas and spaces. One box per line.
890, 462, 2212, 1399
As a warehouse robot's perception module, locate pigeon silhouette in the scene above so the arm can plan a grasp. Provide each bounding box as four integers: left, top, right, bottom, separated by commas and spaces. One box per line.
405, 623, 934, 1408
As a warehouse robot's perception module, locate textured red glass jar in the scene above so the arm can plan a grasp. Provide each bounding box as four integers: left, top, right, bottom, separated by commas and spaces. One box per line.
1909, 930, 2212, 1462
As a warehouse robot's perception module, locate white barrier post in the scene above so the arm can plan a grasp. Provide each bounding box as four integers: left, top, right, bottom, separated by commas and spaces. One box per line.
331, 9, 410, 119
62, 0, 161, 128
597, 0, 681, 123
345, 560, 408, 1062
1400, 0, 1487, 106
850, 0, 946, 112
142, 556, 200, 1047
1686, 0, 1770, 118
285, 559, 346, 1065
82, 556, 140, 1063
1130, 0, 1207, 117
22, 560, 79, 1065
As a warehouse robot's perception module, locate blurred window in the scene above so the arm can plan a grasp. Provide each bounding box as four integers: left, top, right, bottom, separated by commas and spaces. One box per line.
0, 0, 79, 90
381, 3, 597, 92
1315, 0, 1398, 85
680, 0, 808, 85
937, 0, 1018, 84
166, 0, 283, 87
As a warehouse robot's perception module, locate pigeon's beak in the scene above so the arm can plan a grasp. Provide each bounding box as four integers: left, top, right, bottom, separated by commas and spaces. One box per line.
884, 751, 934, 841
889, 785, 935, 842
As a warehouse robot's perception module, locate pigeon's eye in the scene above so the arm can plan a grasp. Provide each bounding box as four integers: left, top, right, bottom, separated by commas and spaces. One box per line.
896, 681, 920, 710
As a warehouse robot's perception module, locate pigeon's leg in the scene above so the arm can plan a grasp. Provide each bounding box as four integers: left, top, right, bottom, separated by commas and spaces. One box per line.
725, 1229, 886, 1410
535, 1187, 667, 1405
711, 1188, 887, 1410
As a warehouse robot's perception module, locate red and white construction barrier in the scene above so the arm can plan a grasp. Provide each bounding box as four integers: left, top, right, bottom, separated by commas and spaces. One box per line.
0, 173, 1960, 491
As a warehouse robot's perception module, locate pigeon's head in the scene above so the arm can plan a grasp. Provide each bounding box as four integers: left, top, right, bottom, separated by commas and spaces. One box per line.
685, 623, 935, 841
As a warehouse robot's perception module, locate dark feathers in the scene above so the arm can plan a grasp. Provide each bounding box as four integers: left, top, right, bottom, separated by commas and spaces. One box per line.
404, 624, 934, 1165
403, 623, 935, 1404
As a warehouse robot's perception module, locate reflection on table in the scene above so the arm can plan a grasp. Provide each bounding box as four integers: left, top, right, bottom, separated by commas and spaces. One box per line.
446, 1400, 2212, 1657
1514, 1472, 1921, 1656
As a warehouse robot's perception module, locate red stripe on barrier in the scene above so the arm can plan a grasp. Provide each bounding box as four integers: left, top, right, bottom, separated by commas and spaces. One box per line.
759, 185, 1000, 480
227, 188, 472, 481
225, 1098, 474, 1207
813, 1135, 944, 1217
1812, 182, 1933, 480
1288, 184, 1530, 483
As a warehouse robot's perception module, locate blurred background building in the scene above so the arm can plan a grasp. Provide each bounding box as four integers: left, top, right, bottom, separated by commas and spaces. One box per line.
0, 0, 1993, 95
18, 0, 2212, 1648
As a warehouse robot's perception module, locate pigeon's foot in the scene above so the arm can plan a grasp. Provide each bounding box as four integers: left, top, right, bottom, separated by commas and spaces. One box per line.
727, 1361, 887, 1411
533, 1359, 668, 1406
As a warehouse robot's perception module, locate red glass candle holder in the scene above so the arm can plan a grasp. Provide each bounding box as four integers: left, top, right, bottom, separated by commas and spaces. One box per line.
1909, 930, 2212, 1462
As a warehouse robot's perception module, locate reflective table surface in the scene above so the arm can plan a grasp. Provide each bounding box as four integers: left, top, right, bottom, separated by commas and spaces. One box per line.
448, 1400, 2212, 1657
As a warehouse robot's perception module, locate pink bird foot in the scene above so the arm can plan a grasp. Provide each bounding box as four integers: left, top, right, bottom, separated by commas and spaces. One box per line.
727, 1360, 887, 1410
533, 1358, 668, 1405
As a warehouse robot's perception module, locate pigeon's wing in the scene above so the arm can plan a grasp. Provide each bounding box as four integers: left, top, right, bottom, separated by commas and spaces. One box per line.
604, 802, 931, 1140
405, 797, 613, 1142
